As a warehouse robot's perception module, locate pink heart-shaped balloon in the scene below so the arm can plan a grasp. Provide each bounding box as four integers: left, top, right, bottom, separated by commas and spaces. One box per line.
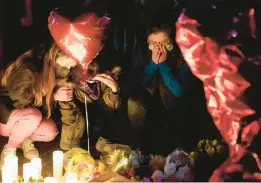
48, 9, 110, 67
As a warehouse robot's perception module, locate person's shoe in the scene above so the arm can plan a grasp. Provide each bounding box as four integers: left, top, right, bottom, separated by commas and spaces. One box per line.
60, 140, 81, 150
1, 145, 16, 165
60, 141, 71, 151
60, 140, 81, 151
19, 139, 39, 160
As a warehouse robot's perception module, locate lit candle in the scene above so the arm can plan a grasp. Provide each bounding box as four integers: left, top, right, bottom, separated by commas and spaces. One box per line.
53, 150, 64, 179
31, 158, 42, 179
65, 172, 78, 183
3, 154, 18, 181
23, 162, 33, 182
2, 164, 14, 183
44, 177, 58, 183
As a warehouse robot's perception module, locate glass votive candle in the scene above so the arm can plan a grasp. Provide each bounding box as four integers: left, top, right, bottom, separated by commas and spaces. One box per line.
31, 157, 42, 179
44, 177, 58, 183
53, 150, 64, 179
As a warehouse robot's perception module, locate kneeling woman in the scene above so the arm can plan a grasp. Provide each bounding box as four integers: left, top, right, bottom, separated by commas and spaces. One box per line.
0, 47, 59, 161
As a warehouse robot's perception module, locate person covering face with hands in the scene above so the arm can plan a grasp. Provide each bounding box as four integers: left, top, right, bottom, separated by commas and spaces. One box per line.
127, 25, 191, 150
143, 28, 183, 97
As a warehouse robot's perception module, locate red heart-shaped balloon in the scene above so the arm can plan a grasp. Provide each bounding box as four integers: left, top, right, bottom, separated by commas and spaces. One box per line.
48, 10, 110, 67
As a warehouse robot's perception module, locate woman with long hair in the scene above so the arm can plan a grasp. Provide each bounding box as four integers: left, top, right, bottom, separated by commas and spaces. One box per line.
0, 39, 121, 163
42, 43, 121, 151
0, 45, 58, 161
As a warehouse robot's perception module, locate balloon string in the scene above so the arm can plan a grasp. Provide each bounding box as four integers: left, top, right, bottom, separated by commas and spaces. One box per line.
84, 82, 90, 154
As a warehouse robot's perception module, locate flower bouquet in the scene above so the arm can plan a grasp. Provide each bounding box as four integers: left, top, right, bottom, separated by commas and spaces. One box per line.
63, 146, 142, 182
189, 139, 229, 181
142, 149, 195, 182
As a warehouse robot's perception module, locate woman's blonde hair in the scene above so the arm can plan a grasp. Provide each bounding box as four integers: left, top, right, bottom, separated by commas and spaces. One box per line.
42, 43, 67, 118
1, 50, 43, 107
1, 42, 102, 118
1, 43, 67, 118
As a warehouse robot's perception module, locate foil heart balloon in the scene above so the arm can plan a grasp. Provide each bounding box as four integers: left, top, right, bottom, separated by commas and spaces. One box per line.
176, 12, 255, 156
48, 9, 110, 68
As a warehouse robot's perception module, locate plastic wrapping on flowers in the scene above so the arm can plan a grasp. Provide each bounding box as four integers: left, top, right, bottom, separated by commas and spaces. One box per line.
145, 149, 195, 182
63, 148, 98, 181
63, 148, 140, 182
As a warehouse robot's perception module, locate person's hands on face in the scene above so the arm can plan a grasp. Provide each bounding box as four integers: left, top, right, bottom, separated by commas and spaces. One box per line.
151, 43, 167, 64
241, 120, 261, 147
158, 43, 167, 64
92, 73, 119, 93
54, 86, 73, 101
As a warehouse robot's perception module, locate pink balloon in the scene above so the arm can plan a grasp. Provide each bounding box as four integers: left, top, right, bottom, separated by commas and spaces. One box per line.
48, 9, 110, 68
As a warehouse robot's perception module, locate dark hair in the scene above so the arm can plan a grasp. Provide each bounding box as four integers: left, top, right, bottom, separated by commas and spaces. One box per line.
147, 24, 173, 40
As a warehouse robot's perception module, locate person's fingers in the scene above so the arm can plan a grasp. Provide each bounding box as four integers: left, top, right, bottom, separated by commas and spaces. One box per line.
66, 89, 73, 95
92, 75, 111, 84
58, 90, 71, 96
92, 75, 106, 81
67, 94, 73, 99
59, 86, 71, 90
96, 75, 115, 84
156, 43, 161, 53
95, 73, 114, 81
155, 49, 161, 63
59, 94, 69, 100
59, 95, 72, 101
162, 44, 167, 54
67, 96, 73, 101
159, 43, 164, 54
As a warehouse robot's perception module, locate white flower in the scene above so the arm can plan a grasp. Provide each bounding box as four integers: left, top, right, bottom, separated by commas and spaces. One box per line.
164, 162, 176, 176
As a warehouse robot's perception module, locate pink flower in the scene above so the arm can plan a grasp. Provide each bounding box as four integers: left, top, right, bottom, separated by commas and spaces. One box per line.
152, 170, 164, 182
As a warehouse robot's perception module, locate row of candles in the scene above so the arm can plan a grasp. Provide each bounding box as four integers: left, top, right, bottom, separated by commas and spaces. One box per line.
1, 150, 78, 183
